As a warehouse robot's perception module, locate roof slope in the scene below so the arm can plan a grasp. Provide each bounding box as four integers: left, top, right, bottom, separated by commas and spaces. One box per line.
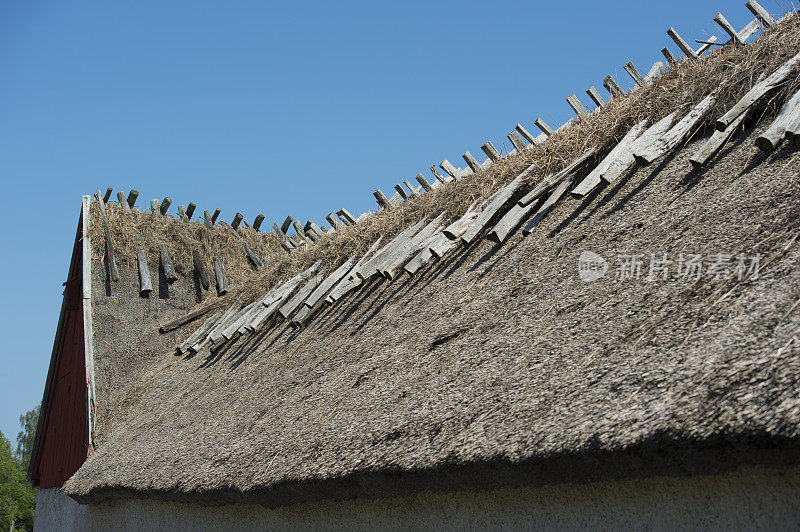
64, 119, 800, 506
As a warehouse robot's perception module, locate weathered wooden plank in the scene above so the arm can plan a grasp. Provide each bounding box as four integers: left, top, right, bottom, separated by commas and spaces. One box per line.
481, 142, 502, 162
278, 273, 324, 319
326, 237, 383, 302
785, 113, 800, 144
463, 151, 482, 173
213, 250, 229, 296
117, 191, 133, 216
508, 129, 528, 152
160, 244, 178, 283
521, 175, 574, 236
695, 35, 718, 56
717, 50, 800, 131
623, 61, 646, 87
356, 218, 428, 280
178, 205, 188, 221
571, 119, 650, 197
177, 309, 223, 354
160, 197, 172, 215
374, 189, 391, 209
430, 164, 450, 183
202, 209, 212, 227
643, 62, 664, 83
231, 212, 243, 229
515, 124, 538, 145
281, 215, 293, 233
746, 0, 775, 28
566, 95, 590, 118
461, 168, 531, 245
756, 87, 800, 153
518, 146, 598, 206
260, 260, 321, 309
661, 47, 677, 66
337, 208, 356, 225
186, 203, 196, 220
667, 27, 699, 60
253, 214, 265, 231
416, 174, 433, 192
188, 302, 239, 353
192, 250, 210, 290
603, 75, 625, 99
161, 299, 224, 334
739, 19, 761, 42
634, 92, 716, 165
403, 179, 420, 196
127, 189, 139, 208
303, 256, 358, 310
136, 245, 153, 295
94, 190, 120, 282
534, 118, 555, 136
218, 300, 262, 342
601, 111, 678, 184
586, 87, 606, 108
394, 184, 409, 200
292, 220, 307, 238
381, 214, 445, 280
211, 209, 220, 224
403, 227, 447, 276
102, 187, 113, 203
714, 12, 744, 45
440, 159, 460, 179
327, 212, 345, 229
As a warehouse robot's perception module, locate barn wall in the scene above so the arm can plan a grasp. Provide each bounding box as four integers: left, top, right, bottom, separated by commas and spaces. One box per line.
32, 217, 89, 488
35, 465, 800, 531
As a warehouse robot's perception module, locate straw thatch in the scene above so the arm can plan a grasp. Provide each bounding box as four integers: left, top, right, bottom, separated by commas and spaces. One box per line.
64, 16, 800, 508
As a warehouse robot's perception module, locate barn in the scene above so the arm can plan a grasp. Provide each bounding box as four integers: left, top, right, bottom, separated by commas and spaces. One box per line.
30, 2, 800, 529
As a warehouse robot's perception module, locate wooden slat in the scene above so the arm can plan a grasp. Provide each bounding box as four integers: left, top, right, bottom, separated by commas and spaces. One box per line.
116, 191, 133, 216
337, 208, 356, 225
102, 187, 113, 203
661, 47, 677, 66
94, 190, 120, 282
481, 142, 502, 162
600, 112, 678, 184
603, 75, 625, 99
521, 176, 574, 236
695, 35, 718, 56
186, 203, 196, 220
280, 215, 293, 233
519, 146, 598, 206
643, 62, 664, 83
177, 309, 223, 354
231, 213, 243, 229
442, 200, 484, 240
566, 95, 589, 118
667, 27, 699, 60
508, 130, 528, 151
136, 245, 153, 295
739, 19, 761, 42
586, 87, 606, 108
534, 118, 555, 136
416, 174, 433, 192
253, 214, 265, 231
623, 61, 645, 86
381, 214, 445, 280
211, 209, 220, 224
327, 212, 345, 229
440, 159, 460, 179
302, 255, 358, 310
326, 237, 383, 302
159, 197, 172, 215
515, 124, 538, 145
746, 0, 775, 28
403, 179, 420, 196
192, 250, 210, 290
160, 244, 178, 283
714, 12, 744, 45
374, 189, 391, 209
278, 273, 324, 319
160, 300, 224, 333
356, 218, 428, 280
461, 168, 531, 245
756, 87, 800, 153
394, 184, 409, 200
463, 151, 482, 173
126, 190, 139, 208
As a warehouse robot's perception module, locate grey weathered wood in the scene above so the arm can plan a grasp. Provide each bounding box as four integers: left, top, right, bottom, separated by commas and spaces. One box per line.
521, 176, 574, 236
178, 205, 188, 221
231, 212, 243, 229
508, 130, 528, 151
623, 61, 645, 86
102, 187, 113, 203
162, 299, 223, 336
403, 235, 438, 276
117, 191, 133, 216
356, 218, 428, 280
785, 113, 800, 144
600, 111, 678, 184
634, 92, 717, 165
695, 35, 718, 56
374, 189, 391, 209
416, 174, 433, 192
306, 221, 326, 240
177, 309, 222, 354
643, 62, 664, 83
127, 189, 139, 208
739, 19, 761, 42
192, 302, 240, 352
463, 151, 482, 173
714, 12, 744, 45
213, 253, 229, 296
394, 184, 409, 200
186, 203, 196, 220
203, 210, 213, 228
337, 208, 356, 225
218, 300, 261, 343
586, 87, 606, 108
519, 146, 598, 206
326, 237, 383, 302
281, 215, 293, 233
603, 75, 625, 99
326, 213, 344, 229
210, 209, 220, 224
160, 197, 172, 215
245, 264, 321, 332
303, 255, 357, 310
571, 119, 650, 197
136, 245, 153, 295
661, 47, 677, 66
442, 200, 483, 240
481, 141, 502, 162
534, 118, 555, 136
746, 0, 775, 28
429, 231, 459, 259
690, 111, 748, 169
278, 273, 324, 319
94, 190, 120, 282
667, 27, 699, 60
566, 95, 589, 118
192, 250, 210, 290
253, 214, 265, 231
756, 87, 800, 153
515, 124, 538, 144
292, 220, 306, 238
381, 214, 445, 280
461, 168, 531, 245
440, 159, 460, 179
160, 244, 178, 283
717, 50, 800, 131
151, 198, 161, 217
430, 165, 449, 183
403, 179, 420, 195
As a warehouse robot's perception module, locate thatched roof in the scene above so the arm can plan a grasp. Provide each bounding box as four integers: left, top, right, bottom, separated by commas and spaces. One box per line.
63, 114, 800, 506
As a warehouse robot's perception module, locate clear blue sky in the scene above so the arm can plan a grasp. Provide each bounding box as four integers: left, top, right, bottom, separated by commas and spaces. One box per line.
0, 0, 782, 442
